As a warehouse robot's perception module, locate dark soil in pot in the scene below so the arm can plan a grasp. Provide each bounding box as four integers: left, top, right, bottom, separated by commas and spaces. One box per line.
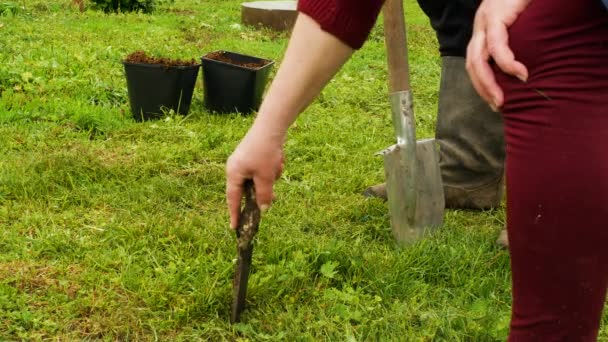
204, 51, 270, 69
124, 50, 199, 67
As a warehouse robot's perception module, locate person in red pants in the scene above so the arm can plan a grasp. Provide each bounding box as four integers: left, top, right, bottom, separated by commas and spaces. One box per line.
467, 0, 608, 340
227, 0, 608, 338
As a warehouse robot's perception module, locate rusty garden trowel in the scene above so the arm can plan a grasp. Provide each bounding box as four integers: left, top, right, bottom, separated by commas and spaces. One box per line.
230, 180, 260, 323
380, 0, 444, 244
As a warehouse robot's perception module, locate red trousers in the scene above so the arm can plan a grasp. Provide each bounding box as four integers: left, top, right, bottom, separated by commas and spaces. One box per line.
495, 1, 608, 340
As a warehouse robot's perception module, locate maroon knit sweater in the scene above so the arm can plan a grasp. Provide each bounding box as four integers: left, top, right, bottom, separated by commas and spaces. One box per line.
298, 0, 385, 49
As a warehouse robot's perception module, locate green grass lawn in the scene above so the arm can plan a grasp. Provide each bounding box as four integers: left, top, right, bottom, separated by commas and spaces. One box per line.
1, 1, 605, 340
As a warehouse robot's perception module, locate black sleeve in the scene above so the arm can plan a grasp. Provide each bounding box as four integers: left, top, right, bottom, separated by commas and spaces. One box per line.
415, 0, 480, 57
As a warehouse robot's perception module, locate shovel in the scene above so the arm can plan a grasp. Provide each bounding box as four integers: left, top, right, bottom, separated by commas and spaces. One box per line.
230, 180, 261, 323
380, 0, 444, 244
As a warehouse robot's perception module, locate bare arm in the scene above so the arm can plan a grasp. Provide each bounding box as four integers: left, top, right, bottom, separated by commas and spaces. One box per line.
226, 13, 354, 228
252, 15, 354, 135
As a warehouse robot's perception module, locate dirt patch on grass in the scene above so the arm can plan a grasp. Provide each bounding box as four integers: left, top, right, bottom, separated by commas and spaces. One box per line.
0, 260, 147, 339
54, 143, 135, 169
124, 51, 199, 67
181, 26, 217, 46
167, 8, 197, 15
94, 148, 136, 168
0, 261, 82, 298
66, 286, 148, 339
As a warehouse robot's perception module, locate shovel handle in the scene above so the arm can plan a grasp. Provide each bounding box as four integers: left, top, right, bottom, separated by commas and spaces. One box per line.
383, 0, 410, 93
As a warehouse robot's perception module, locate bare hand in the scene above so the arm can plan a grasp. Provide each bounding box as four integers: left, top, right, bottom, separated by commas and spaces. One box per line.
226, 125, 285, 229
466, 0, 531, 110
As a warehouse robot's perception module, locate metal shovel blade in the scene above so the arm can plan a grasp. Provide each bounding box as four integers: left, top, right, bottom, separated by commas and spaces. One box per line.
380, 0, 445, 245
382, 137, 444, 244
231, 180, 260, 323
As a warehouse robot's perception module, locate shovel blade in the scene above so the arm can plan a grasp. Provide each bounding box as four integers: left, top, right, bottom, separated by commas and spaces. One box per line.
231, 245, 253, 323
383, 138, 444, 244
230, 180, 260, 323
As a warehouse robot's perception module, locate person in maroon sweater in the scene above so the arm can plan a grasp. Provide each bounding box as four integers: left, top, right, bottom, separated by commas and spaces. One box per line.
227, 0, 608, 339
466, 0, 608, 340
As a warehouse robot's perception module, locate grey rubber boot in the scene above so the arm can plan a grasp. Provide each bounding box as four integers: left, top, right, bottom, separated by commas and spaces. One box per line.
364, 56, 505, 209
436, 56, 505, 209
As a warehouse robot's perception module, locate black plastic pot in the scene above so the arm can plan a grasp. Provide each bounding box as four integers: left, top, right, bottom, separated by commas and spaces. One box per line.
201, 51, 274, 114
123, 62, 201, 121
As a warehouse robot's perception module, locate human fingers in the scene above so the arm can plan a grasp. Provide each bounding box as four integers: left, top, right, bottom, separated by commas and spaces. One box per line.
226, 164, 246, 230
468, 60, 504, 110
486, 23, 528, 82
466, 33, 504, 110
253, 174, 275, 213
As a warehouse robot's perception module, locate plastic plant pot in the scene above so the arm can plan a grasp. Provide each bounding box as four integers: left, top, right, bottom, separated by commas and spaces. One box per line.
123, 62, 201, 121
201, 50, 274, 114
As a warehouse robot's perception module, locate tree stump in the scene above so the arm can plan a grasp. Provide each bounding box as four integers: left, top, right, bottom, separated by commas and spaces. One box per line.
241, 1, 298, 32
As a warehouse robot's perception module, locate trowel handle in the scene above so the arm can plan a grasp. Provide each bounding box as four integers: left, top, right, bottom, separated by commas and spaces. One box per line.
236, 179, 261, 247
242, 179, 256, 210
383, 0, 410, 93
237, 179, 257, 238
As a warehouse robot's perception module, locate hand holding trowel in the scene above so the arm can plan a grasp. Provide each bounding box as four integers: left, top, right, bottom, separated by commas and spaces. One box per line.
381, 0, 444, 244
230, 179, 261, 323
